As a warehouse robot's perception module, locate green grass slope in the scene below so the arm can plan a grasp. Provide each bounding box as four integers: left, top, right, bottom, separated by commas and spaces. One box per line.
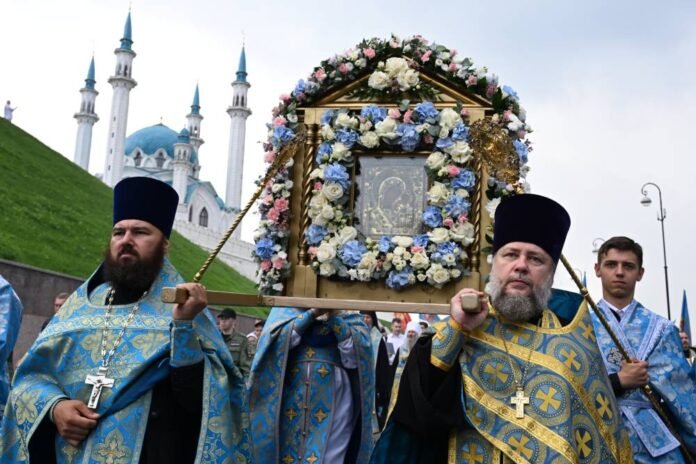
0, 118, 265, 317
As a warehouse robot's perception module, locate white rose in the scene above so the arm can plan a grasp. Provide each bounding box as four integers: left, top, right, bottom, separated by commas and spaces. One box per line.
393, 246, 405, 256
322, 182, 344, 202
410, 250, 430, 270
396, 69, 419, 91
331, 142, 351, 161
354, 58, 367, 68
368, 71, 390, 90
375, 118, 398, 140
450, 221, 475, 245
320, 204, 335, 221
309, 193, 328, 210
335, 113, 358, 129
319, 262, 336, 276
337, 226, 358, 245
392, 255, 405, 271
312, 215, 328, 226
321, 125, 335, 141
439, 52, 451, 61
438, 108, 462, 131
450, 268, 462, 279
443, 254, 456, 265
416, 273, 427, 282
384, 57, 408, 77
486, 198, 501, 219
446, 141, 473, 163
428, 182, 449, 205
425, 151, 447, 171
358, 253, 378, 272
271, 182, 285, 193
357, 269, 372, 281
359, 131, 380, 148
317, 243, 337, 263
439, 127, 450, 139
309, 167, 324, 180
429, 227, 450, 244
392, 236, 414, 248
455, 188, 470, 198
359, 120, 373, 133
427, 264, 451, 285
347, 269, 358, 280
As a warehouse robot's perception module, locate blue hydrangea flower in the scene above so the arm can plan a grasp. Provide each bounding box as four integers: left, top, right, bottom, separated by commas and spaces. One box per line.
452, 123, 469, 141
321, 109, 336, 125
316, 142, 333, 163
386, 267, 413, 289
413, 234, 430, 247
396, 123, 419, 151
294, 79, 306, 95
305, 224, 328, 245
437, 241, 458, 255
324, 163, 350, 189
513, 139, 528, 164
423, 206, 443, 228
339, 240, 367, 267
335, 129, 359, 148
502, 85, 519, 101
272, 126, 295, 146
435, 137, 453, 150
378, 236, 394, 253
360, 105, 387, 123
414, 101, 439, 122
255, 238, 275, 260
452, 170, 476, 190
444, 196, 471, 217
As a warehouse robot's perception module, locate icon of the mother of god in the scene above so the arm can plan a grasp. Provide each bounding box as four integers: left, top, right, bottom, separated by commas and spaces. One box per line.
371, 176, 416, 234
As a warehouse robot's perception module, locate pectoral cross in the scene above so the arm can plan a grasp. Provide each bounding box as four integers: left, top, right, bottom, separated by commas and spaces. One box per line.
85, 366, 114, 409
510, 386, 529, 419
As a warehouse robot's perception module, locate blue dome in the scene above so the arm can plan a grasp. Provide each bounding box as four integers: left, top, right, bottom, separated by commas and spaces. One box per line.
125, 124, 178, 158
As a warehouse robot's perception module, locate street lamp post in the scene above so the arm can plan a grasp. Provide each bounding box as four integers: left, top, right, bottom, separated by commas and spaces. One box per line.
640, 182, 671, 320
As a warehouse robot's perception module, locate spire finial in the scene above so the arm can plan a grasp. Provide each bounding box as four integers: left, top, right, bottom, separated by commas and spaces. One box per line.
235, 45, 247, 82
120, 9, 133, 50
191, 84, 201, 115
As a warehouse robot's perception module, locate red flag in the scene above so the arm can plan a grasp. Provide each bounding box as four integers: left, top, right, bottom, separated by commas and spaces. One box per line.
395, 312, 411, 325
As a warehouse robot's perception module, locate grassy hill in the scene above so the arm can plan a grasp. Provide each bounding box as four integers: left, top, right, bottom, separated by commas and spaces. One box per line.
0, 118, 266, 317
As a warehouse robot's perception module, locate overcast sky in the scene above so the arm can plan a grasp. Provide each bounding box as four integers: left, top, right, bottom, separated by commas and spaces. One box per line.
1, 0, 693, 330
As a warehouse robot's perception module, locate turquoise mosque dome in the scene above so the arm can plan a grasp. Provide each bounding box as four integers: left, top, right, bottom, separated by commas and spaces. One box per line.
125, 123, 179, 158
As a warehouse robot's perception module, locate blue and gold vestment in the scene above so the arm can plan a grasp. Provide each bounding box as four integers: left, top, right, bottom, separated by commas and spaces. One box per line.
592, 300, 696, 462
0, 274, 23, 419
0, 259, 253, 463
375, 300, 632, 463
249, 307, 375, 463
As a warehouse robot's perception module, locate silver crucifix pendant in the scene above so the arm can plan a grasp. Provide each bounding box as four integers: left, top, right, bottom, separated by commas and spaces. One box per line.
85, 366, 115, 409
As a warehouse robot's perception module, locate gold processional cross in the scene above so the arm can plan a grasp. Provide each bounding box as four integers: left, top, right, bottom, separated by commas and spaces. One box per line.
85, 366, 115, 409
510, 387, 530, 419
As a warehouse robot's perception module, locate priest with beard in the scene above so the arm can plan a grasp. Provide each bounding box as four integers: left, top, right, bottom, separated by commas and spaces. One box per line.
370, 194, 632, 463
0, 177, 253, 463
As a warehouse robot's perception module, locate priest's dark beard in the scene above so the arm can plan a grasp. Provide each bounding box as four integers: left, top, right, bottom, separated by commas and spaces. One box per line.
485, 268, 553, 322
103, 239, 166, 298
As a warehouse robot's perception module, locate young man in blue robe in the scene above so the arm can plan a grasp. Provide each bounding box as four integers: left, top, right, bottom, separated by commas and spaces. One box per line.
371, 194, 631, 463
249, 307, 375, 463
592, 236, 696, 462
0, 274, 23, 420
0, 177, 253, 463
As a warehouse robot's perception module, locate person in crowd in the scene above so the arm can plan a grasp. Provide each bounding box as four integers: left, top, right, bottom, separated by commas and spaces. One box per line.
216, 307, 252, 380
40, 291, 70, 332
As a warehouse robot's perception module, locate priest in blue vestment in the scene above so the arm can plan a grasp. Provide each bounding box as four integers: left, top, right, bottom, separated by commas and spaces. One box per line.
0, 274, 23, 420
592, 236, 696, 463
0, 177, 253, 463
249, 306, 375, 463
371, 194, 631, 463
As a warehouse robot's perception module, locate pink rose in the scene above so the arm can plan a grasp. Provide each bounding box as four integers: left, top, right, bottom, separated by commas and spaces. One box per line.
313, 67, 327, 81
272, 257, 286, 270
503, 110, 513, 121
308, 246, 319, 257
271, 106, 281, 117
262, 194, 274, 205
465, 75, 478, 87
274, 197, 289, 212
447, 165, 460, 177
363, 47, 376, 59
420, 50, 432, 63
450, 48, 458, 57
403, 109, 413, 123
338, 63, 349, 75
267, 208, 281, 222
314, 181, 323, 191
443, 217, 454, 227
411, 246, 423, 253
460, 109, 469, 117
279, 94, 291, 103
264, 151, 276, 163
458, 214, 468, 223
422, 133, 434, 144
448, 63, 458, 72
273, 116, 287, 127
260, 260, 272, 271
388, 108, 401, 119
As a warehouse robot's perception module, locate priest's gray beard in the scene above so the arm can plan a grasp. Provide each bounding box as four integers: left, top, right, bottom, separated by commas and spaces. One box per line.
484, 267, 553, 322
406, 334, 418, 351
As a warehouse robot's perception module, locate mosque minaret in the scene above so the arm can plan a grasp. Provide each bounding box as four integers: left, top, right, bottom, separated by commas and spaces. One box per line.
73, 57, 99, 170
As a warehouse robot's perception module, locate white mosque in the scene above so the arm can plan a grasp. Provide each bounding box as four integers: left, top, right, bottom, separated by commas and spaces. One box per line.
72, 11, 256, 279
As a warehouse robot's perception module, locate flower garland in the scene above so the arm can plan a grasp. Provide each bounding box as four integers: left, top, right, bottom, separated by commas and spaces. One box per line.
253, 34, 532, 294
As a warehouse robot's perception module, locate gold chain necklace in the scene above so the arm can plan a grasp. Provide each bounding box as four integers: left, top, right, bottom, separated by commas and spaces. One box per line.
84, 287, 147, 409
497, 311, 544, 419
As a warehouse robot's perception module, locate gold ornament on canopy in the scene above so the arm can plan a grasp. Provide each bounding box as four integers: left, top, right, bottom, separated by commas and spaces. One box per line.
469, 118, 521, 188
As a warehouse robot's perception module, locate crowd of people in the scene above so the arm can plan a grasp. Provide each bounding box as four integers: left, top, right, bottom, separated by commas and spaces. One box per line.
1, 177, 695, 463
